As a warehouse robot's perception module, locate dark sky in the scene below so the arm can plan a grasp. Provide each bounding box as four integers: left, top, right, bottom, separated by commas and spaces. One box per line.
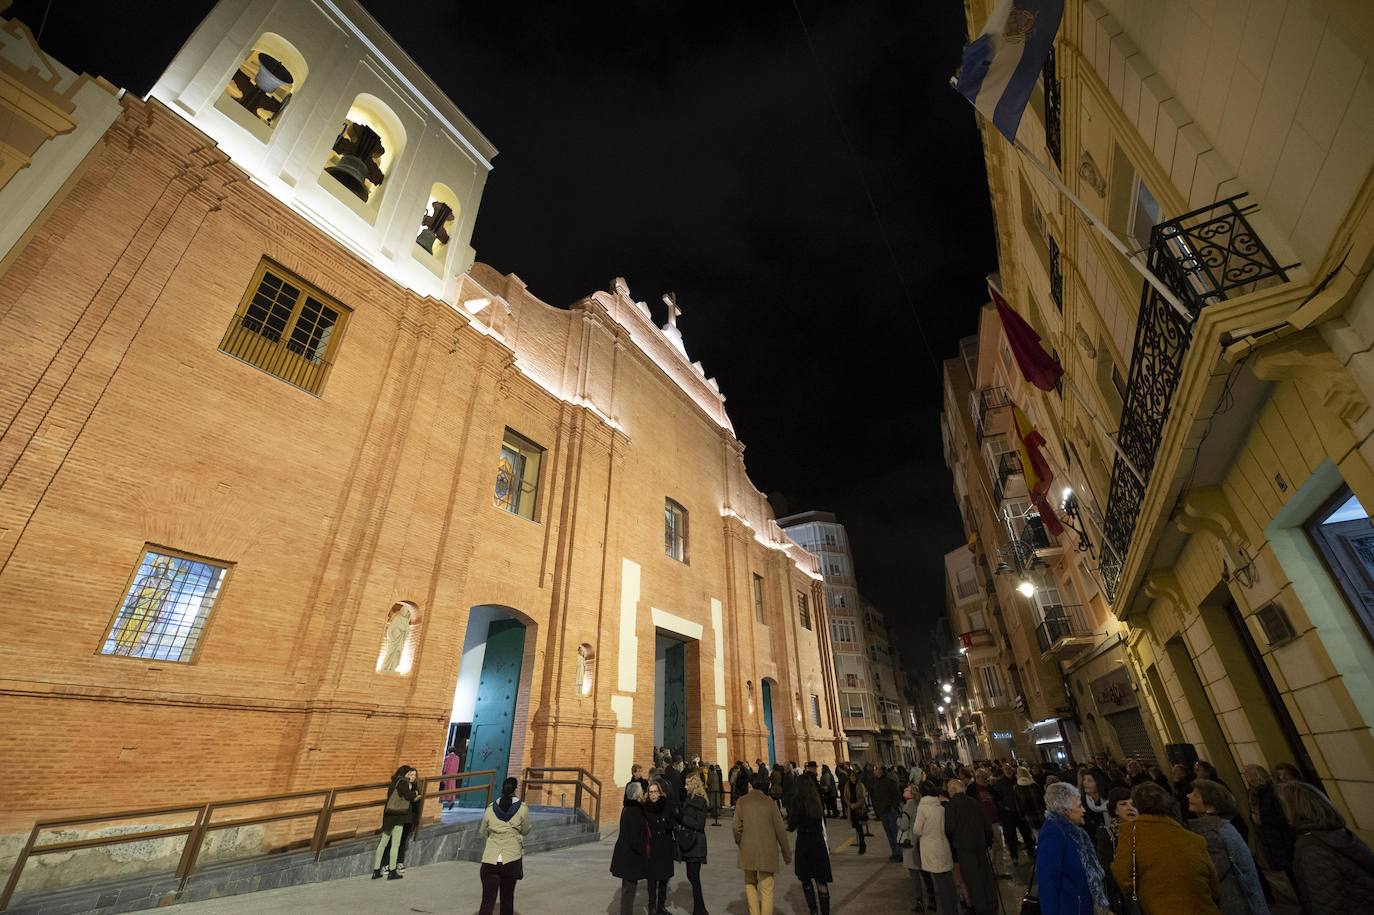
12, 1, 995, 676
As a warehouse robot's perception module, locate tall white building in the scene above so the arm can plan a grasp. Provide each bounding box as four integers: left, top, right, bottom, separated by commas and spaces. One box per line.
779, 510, 916, 764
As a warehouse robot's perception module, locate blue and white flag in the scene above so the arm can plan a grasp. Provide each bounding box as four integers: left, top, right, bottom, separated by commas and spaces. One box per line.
951, 0, 1064, 143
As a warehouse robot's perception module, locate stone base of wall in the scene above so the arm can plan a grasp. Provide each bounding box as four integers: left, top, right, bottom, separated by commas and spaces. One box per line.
5, 807, 597, 915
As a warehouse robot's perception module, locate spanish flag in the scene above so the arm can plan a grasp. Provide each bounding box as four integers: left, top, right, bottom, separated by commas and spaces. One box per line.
1013, 406, 1053, 498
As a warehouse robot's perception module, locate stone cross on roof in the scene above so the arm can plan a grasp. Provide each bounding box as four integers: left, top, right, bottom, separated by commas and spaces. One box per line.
663, 291, 681, 328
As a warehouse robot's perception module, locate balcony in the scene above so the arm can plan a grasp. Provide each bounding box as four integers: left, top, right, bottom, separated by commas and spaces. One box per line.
1018, 514, 1060, 554
1043, 46, 1062, 169
1034, 604, 1094, 660
958, 628, 996, 655
995, 451, 1024, 489
1048, 234, 1064, 314
1099, 196, 1295, 602
971, 386, 1012, 443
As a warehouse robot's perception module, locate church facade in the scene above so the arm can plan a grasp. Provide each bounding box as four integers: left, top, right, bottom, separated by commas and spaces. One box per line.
0, 0, 842, 862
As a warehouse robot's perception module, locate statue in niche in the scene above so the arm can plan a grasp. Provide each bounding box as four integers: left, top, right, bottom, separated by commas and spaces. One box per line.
378, 604, 413, 674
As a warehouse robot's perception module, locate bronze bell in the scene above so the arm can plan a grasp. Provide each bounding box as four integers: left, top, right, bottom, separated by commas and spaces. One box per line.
254, 53, 293, 94
326, 122, 385, 202
416, 201, 454, 254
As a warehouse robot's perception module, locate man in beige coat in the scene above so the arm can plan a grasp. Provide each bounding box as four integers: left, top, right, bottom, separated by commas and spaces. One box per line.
733, 772, 793, 915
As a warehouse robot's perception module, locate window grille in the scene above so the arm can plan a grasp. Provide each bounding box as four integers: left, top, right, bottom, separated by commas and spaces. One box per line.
220, 260, 348, 395
665, 499, 688, 562
100, 547, 229, 663
495, 428, 544, 520
752, 573, 765, 624
797, 590, 811, 630
810, 694, 822, 727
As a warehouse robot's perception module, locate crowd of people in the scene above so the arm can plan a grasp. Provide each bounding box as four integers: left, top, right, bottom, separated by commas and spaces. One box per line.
362, 749, 1374, 915
891, 753, 1374, 915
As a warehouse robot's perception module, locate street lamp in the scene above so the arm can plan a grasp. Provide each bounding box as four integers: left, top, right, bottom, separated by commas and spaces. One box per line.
942, 682, 953, 693
1017, 579, 1036, 597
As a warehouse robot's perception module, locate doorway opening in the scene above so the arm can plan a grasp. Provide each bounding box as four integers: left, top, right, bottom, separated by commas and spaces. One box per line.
761, 678, 786, 767
1216, 597, 1322, 788
450, 605, 530, 808
654, 631, 696, 760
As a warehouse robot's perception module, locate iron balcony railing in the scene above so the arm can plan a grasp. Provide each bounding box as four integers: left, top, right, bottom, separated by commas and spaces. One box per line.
1035, 604, 1091, 654
1019, 514, 1053, 550
1048, 234, 1064, 313
972, 386, 1011, 443
996, 451, 1024, 489
220, 313, 333, 395
1099, 195, 1296, 601
1043, 46, 1062, 169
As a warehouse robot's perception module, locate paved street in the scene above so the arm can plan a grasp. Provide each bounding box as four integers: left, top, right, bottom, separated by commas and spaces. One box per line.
170, 811, 1030, 914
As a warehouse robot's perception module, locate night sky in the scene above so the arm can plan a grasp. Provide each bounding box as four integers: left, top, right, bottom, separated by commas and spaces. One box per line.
12, 1, 996, 676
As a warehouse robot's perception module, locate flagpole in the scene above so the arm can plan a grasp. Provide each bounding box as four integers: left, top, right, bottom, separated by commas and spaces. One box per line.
1058, 373, 1146, 488
1012, 139, 1194, 324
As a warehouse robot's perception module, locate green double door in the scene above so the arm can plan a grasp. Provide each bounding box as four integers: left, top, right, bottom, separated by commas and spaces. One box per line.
662, 640, 687, 757
460, 619, 526, 808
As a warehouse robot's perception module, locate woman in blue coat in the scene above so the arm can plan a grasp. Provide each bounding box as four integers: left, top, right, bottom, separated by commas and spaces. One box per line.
1035, 781, 1110, 915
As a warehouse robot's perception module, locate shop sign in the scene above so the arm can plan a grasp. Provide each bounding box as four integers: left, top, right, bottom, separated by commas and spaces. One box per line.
991, 731, 1014, 741
1033, 719, 1063, 745
1090, 667, 1139, 712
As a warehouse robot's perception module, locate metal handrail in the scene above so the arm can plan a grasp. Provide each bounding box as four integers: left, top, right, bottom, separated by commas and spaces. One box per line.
0, 768, 497, 911
520, 767, 602, 831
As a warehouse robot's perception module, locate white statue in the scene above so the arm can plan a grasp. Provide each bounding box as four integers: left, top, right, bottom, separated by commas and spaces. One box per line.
379, 605, 412, 673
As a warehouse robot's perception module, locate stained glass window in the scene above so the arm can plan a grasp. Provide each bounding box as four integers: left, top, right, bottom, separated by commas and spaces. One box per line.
101, 548, 229, 663
495, 429, 543, 520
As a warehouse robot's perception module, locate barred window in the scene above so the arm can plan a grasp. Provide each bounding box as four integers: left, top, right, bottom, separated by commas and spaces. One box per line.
495, 428, 544, 520
220, 260, 349, 395
797, 590, 811, 630
665, 498, 688, 562
100, 547, 230, 663
810, 694, 822, 727
752, 573, 766, 624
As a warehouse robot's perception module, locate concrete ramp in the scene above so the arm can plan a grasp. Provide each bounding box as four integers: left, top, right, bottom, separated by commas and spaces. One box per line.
6, 806, 597, 915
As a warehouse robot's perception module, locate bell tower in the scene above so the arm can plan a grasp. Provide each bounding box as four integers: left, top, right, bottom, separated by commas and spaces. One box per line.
149, 0, 496, 304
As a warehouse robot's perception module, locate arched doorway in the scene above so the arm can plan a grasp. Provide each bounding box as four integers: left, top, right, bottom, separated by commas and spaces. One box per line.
761, 678, 786, 767
450, 605, 531, 807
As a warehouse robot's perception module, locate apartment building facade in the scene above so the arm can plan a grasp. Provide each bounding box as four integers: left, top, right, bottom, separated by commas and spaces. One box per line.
952, 0, 1374, 838
780, 510, 916, 764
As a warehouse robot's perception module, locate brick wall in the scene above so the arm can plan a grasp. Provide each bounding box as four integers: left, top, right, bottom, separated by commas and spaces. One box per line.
0, 97, 839, 851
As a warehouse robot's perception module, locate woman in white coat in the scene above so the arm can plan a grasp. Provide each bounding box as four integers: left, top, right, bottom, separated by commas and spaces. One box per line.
912, 783, 959, 915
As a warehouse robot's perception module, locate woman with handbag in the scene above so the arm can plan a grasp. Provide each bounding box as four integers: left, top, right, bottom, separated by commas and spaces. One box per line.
1187, 780, 1268, 915
844, 769, 870, 855
643, 778, 678, 915
1034, 782, 1110, 915
1111, 782, 1220, 915
789, 763, 833, 915
678, 774, 711, 915
913, 782, 958, 915
900, 784, 935, 912
1095, 787, 1136, 914
372, 765, 419, 880
611, 781, 651, 915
